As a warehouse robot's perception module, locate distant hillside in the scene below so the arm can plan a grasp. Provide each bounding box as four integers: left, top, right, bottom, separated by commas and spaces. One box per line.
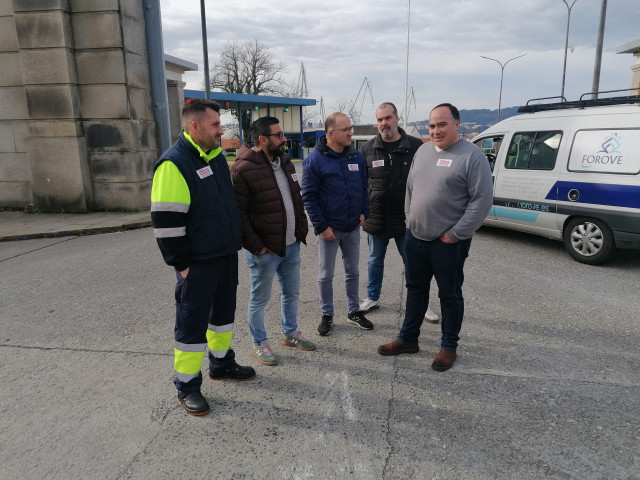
411, 106, 521, 136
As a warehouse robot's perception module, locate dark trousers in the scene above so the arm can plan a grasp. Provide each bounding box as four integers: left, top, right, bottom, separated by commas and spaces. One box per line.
173, 253, 238, 393
398, 230, 471, 351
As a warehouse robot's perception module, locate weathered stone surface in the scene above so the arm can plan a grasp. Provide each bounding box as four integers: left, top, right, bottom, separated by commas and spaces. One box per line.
13, 0, 69, 12
14, 11, 70, 49
120, 1, 143, 21
91, 178, 151, 210
27, 135, 92, 212
0, 53, 22, 86
71, 11, 121, 49
121, 14, 146, 56
25, 85, 78, 119
0, 181, 32, 206
0, 17, 19, 51
69, 0, 118, 13
28, 119, 82, 137
128, 86, 153, 121
124, 51, 150, 88
0, 121, 28, 152
0, 88, 28, 120
19, 48, 76, 85
88, 150, 156, 182
79, 84, 129, 119
0, 2, 15, 16
76, 49, 126, 84
0, 152, 30, 181
83, 119, 156, 152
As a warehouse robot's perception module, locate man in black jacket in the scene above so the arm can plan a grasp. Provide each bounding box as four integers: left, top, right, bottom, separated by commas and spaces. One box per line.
359, 102, 439, 323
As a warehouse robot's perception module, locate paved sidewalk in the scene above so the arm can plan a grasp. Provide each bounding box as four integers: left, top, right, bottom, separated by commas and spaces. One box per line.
0, 210, 151, 241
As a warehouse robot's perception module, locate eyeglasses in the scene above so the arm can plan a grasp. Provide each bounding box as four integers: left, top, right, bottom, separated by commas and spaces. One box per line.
262, 132, 285, 138
330, 126, 354, 133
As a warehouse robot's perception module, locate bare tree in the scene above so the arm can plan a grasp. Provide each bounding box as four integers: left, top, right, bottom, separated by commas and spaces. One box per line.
332, 98, 360, 125
209, 40, 291, 141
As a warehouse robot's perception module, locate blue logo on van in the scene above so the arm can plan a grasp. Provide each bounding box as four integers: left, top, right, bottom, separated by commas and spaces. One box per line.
598, 133, 621, 154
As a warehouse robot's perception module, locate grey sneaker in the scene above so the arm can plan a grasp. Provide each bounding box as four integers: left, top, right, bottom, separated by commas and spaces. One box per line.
347, 311, 374, 330
282, 331, 316, 351
359, 298, 379, 312
424, 306, 440, 324
317, 315, 333, 336
251, 344, 277, 366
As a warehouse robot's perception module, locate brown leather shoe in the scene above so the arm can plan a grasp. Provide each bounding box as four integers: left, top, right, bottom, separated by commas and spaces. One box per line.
431, 349, 457, 371
377, 339, 419, 356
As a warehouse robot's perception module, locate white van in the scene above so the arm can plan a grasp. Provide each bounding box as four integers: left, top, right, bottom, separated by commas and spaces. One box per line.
471, 93, 640, 264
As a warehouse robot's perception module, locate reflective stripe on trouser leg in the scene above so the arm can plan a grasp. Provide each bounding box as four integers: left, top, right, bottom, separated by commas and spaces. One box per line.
174, 342, 207, 383
207, 322, 233, 359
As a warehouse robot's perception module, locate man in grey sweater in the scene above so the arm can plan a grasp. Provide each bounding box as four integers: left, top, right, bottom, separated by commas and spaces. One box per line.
377, 103, 493, 371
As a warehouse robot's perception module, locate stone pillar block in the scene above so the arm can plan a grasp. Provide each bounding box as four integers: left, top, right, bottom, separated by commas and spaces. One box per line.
0, 16, 19, 51
26, 132, 92, 211
14, 11, 70, 49
71, 11, 121, 49
128, 86, 153, 121
79, 84, 129, 118
69, 0, 118, 13
19, 48, 77, 85
125, 51, 150, 88
25, 84, 79, 119
13, 0, 69, 11
92, 178, 151, 211
0, 121, 28, 152
121, 14, 146, 56
0, 53, 22, 85
0, 152, 30, 181
0, 87, 28, 120
75, 49, 126, 84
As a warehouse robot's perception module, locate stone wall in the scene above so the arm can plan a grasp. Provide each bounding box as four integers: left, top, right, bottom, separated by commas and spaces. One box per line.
0, 0, 157, 212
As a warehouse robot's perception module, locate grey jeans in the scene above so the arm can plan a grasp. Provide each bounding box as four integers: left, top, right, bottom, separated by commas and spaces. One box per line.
316, 228, 360, 316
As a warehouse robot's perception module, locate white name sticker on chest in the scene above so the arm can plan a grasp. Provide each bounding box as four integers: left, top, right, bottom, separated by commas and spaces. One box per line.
348, 163, 359, 171
437, 159, 453, 167
372, 160, 384, 168
196, 166, 213, 179
291, 173, 299, 182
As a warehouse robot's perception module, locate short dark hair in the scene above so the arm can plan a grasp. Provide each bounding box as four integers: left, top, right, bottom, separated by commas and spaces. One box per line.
182, 98, 221, 117
432, 103, 460, 121
377, 102, 398, 116
251, 116, 280, 140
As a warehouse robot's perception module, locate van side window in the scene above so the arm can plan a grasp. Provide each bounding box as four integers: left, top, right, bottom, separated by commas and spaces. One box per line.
506, 131, 562, 170
473, 136, 503, 172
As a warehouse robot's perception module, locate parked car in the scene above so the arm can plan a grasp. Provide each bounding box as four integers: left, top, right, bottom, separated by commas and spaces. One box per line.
472, 91, 640, 264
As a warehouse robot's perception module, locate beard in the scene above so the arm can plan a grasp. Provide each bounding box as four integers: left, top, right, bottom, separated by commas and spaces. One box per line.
380, 127, 397, 140
268, 142, 286, 157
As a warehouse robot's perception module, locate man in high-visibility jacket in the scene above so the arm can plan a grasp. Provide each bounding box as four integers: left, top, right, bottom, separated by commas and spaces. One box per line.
151, 98, 255, 416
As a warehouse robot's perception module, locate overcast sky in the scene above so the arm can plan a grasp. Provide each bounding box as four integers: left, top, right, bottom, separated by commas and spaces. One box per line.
159, 0, 639, 124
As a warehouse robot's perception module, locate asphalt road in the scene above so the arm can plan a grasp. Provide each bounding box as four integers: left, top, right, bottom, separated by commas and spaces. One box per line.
1, 221, 639, 479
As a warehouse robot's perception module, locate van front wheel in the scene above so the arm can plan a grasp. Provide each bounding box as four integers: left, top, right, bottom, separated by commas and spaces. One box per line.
563, 217, 615, 265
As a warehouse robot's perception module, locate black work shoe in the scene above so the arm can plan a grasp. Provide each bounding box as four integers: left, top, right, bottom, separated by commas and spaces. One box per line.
209, 362, 256, 381
177, 391, 210, 416
317, 314, 333, 336
347, 311, 373, 330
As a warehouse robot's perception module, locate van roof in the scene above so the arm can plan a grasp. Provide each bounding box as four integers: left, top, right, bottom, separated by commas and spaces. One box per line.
518, 89, 640, 113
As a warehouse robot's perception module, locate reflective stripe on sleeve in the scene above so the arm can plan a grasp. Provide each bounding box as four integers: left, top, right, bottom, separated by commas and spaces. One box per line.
154, 226, 187, 238
151, 201, 189, 213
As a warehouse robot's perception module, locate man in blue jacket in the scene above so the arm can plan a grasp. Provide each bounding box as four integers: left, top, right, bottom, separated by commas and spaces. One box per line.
302, 112, 372, 336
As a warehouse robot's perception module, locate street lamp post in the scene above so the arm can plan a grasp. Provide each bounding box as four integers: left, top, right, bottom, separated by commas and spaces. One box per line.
561, 0, 578, 100
480, 54, 526, 122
